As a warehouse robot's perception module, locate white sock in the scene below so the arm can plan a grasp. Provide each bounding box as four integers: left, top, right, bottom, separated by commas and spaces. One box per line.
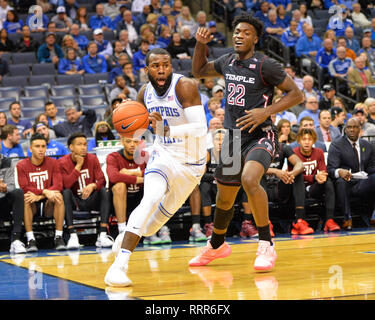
100, 231, 107, 238
118, 222, 126, 234
115, 248, 131, 266
55, 230, 63, 239
26, 231, 35, 241
192, 223, 200, 229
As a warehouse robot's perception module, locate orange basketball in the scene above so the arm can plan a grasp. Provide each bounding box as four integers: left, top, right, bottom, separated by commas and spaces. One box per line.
113, 100, 149, 138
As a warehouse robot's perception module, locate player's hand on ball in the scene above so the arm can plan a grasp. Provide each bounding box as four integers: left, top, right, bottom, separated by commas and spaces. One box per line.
149, 111, 170, 136
196, 27, 213, 44
236, 108, 270, 133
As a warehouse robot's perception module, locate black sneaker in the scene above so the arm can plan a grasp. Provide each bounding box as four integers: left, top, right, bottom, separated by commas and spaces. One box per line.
54, 236, 66, 251
26, 239, 38, 252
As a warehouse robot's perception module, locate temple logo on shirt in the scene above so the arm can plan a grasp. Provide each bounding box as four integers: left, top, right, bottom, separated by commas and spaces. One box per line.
29, 170, 49, 190
225, 73, 255, 84
303, 160, 317, 175
78, 169, 90, 195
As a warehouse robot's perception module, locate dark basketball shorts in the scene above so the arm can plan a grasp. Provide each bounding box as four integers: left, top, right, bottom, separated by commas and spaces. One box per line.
214, 126, 279, 186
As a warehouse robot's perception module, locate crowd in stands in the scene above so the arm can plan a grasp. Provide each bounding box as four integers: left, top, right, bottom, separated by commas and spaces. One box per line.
0, 0, 375, 252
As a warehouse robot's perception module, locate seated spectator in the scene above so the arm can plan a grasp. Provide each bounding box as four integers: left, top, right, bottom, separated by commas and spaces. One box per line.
214, 107, 225, 125
105, 98, 122, 129
69, 23, 89, 50
365, 97, 375, 126
319, 84, 336, 110
180, 25, 196, 48
350, 2, 371, 29
0, 111, 7, 135
352, 108, 375, 141
155, 25, 171, 49
330, 106, 346, 134
327, 118, 375, 230
37, 32, 64, 65
200, 128, 225, 237
53, 106, 96, 138
0, 0, 12, 27
316, 38, 336, 82
3, 9, 23, 34
336, 36, 356, 61
167, 31, 191, 59
17, 133, 65, 252
34, 113, 56, 140
269, 0, 292, 12
0, 28, 14, 52
51, 6, 73, 32
298, 3, 312, 26
205, 97, 222, 126
64, 0, 79, 20
290, 116, 327, 151
345, 26, 360, 54
281, 20, 300, 49
253, 1, 270, 24
103, 0, 121, 20
88, 121, 116, 151
46, 21, 63, 46
74, 6, 89, 31
176, 5, 195, 30
106, 136, 147, 239
16, 25, 39, 52
359, 36, 375, 75
118, 30, 137, 59
285, 64, 303, 90
296, 24, 322, 58
347, 56, 375, 101
110, 3, 129, 28
265, 9, 285, 39
146, 13, 159, 35
0, 153, 25, 253
116, 9, 140, 44
0, 124, 24, 158
277, 119, 296, 144
7, 101, 32, 138
293, 128, 339, 233
302, 75, 321, 102
297, 95, 320, 126
109, 52, 130, 83
59, 132, 114, 249
133, 4, 151, 26
109, 75, 138, 102
316, 109, 341, 143
172, 0, 183, 16
291, 9, 304, 34
89, 3, 114, 31
61, 34, 84, 57
44, 101, 64, 128
108, 42, 128, 70
82, 41, 108, 74
158, 3, 172, 26
327, 5, 354, 37
93, 29, 113, 60
191, 10, 209, 36
207, 20, 226, 47
26, 122, 69, 158
276, 4, 291, 28
328, 46, 353, 95
132, 39, 149, 76
122, 61, 140, 90
275, 96, 297, 126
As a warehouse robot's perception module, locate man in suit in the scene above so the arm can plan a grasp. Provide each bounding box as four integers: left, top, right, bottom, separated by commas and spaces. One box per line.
327, 118, 375, 230
347, 56, 375, 101
316, 109, 341, 144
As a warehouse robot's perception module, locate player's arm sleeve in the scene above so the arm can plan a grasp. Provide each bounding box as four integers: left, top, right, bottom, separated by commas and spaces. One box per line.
168, 105, 208, 137
261, 57, 287, 87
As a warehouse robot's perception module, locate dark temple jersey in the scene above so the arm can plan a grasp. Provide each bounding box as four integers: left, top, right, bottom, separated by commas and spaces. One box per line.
214, 52, 287, 139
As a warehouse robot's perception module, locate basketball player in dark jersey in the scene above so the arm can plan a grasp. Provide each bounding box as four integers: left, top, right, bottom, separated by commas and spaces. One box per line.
189, 13, 303, 271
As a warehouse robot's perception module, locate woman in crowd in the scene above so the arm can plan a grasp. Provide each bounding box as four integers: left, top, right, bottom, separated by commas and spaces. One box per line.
277, 119, 296, 144
58, 47, 84, 75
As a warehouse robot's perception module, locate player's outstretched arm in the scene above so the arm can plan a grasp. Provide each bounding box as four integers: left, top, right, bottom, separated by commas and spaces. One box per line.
192, 27, 221, 79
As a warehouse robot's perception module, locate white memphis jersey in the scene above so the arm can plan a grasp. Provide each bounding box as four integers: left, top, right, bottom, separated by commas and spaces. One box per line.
144, 73, 207, 165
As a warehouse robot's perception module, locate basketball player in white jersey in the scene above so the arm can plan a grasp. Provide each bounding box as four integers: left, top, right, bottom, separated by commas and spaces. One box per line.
104, 48, 208, 287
